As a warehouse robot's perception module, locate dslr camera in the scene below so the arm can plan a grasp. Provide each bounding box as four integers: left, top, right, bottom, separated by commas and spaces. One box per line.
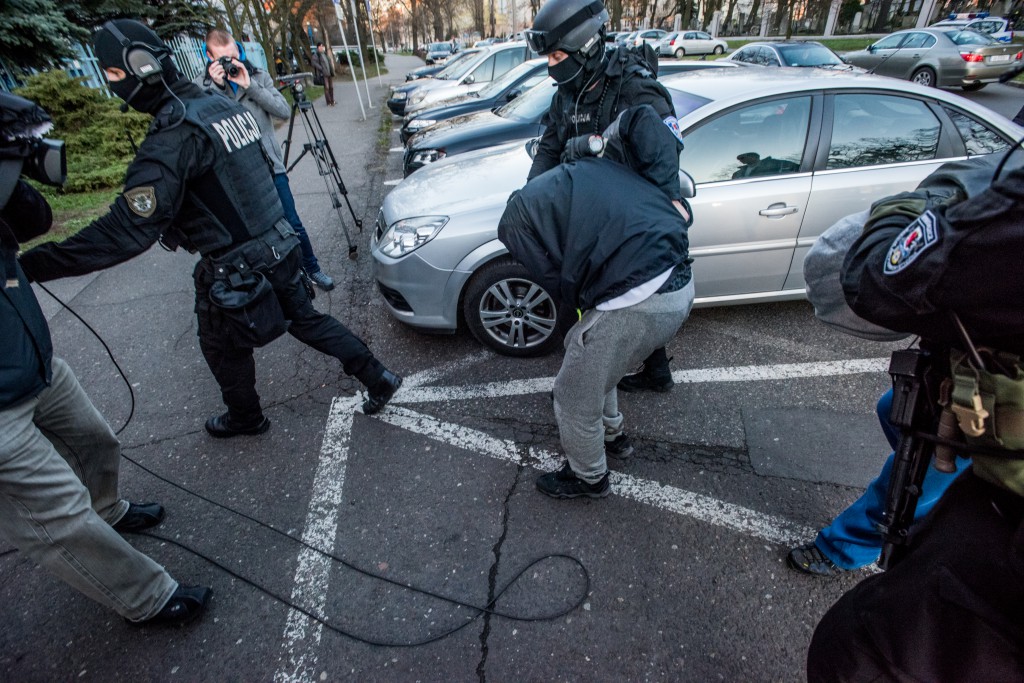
218, 56, 241, 78
0, 91, 66, 190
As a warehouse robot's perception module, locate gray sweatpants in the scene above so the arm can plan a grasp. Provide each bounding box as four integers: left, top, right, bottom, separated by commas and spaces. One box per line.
553, 281, 695, 483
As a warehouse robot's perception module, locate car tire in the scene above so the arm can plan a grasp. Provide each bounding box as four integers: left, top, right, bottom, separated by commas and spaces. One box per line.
713, 45, 724, 55
961, 82, 986, 92
463, 259, 561, 357
675, 48, 685, 59
910, 67, 936, 87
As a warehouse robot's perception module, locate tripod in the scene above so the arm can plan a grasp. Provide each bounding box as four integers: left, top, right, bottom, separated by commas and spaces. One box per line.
279, 73, 361, 258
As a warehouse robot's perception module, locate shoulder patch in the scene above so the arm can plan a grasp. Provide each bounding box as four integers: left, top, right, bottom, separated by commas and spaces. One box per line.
884, 211, 939, 275
663, 116, 684, 145
124, 186, 157, 218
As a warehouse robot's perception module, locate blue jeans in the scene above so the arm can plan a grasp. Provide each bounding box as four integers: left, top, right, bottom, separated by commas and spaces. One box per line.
0, 358, 177, 620
274, 173, 321, 275
815, 389, 970, 569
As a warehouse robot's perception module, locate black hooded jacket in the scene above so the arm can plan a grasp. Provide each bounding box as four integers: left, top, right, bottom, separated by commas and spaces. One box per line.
499, 155, 690, 311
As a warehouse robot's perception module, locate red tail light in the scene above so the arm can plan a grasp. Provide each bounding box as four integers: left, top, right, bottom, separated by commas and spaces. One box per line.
1016, 50, 1023, 60
670, 38, 676, 45
959, 52, 984, 62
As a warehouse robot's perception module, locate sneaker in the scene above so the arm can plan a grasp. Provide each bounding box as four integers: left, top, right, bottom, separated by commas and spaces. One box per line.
536, 462, 610, 499
605, 433, 634, 459
617, 358, 674, 393
308, 270, 335, 291
363, 370, 402, 415
137, 585, 212, 626
113, 503, 166, 533
787, 542, 846, 578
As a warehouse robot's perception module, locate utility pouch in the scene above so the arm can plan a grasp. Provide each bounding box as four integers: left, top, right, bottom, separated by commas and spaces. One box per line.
950, 349, 1024, 451
208, 269, 288, 347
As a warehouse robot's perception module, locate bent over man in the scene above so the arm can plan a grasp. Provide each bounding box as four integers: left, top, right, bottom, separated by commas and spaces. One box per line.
19, 20, 401, 438
499, 105, 694, 498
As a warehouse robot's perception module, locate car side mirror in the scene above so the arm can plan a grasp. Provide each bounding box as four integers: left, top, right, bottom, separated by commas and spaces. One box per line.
507, 88, 522, 101
679, 170, 696, 199
464, 74, 475, 84
868, 44, 877, 53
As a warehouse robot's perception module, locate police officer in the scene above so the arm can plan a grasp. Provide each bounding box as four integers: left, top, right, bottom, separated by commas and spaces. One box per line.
524, 0, 682, 395
19, 20, 402, 438
806, 150, 1024, 679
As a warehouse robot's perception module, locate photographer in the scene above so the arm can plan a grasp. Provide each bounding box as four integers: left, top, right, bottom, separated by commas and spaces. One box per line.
0, 92, 209, 625
196, 29, 336, 292
525, 0, 683, 395
19, 19, 402, 440
806, 149, 1024, 679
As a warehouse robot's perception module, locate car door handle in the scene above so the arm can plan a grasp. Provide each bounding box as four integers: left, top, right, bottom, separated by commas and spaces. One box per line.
759, 204, 799, 217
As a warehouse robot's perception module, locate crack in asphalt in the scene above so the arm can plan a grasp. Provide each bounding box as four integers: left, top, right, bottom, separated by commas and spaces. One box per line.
476, 464, 523, 683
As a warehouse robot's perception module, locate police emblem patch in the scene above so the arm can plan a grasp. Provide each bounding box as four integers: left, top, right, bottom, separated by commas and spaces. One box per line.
124, 186, 156, 218
662, 116, 684, 145
884, 211, 939, 275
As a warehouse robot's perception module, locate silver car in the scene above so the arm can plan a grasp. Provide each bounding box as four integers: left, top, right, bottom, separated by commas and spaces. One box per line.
844, 28, 1022, 90
658, 31, 729, 58
372, 68, 1021, 356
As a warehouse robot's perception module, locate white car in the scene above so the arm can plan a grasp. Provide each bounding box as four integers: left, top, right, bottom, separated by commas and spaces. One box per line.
658, 31, 729, 58
931, 14, 1015, 42
373, 68, 1022, 356
634, 29, 668, 48
404, 42, 537, 115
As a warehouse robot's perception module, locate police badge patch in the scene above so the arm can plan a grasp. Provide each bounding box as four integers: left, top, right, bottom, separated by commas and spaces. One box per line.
662, 116, 684, 146
124, 186, 156, 218
884, 211, 939, 275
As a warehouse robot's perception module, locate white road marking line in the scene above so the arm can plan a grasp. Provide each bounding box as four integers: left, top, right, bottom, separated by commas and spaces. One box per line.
377, 406, 815, 545
401, 350, 494, 389
274, 397, 357, 683
393, 358, 889, 404
383, 179, 402, 186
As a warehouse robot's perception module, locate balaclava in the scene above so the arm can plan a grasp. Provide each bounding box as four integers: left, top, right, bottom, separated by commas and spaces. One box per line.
549, 31, 606, 95
93, 19, 180, 115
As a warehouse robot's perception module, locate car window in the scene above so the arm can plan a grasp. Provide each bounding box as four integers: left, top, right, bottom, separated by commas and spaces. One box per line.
945, 29, 996, 45
490, 49, 520, 81
438, 50, 483, 79
873, 34, 906, 49
696, 32, 711, 40
668, 89, 713, 119
901, 33, 935, 48
476, 60, 540, 98
827, 94, 940, 170
777, 44, 844, 66
761, 47, 781, 66
679, 96, 811, 183
943, 107, 1011, 155
470, 55, 496, 82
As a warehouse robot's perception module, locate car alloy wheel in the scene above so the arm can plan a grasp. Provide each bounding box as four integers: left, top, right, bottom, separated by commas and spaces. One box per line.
463, 259, 561, 357
675, 48, 685, 59
713, 45, 724, 55
911, 67, 936, 87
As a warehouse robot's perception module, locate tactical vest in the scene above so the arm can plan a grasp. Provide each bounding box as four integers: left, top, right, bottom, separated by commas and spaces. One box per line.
170, 94, 286, 256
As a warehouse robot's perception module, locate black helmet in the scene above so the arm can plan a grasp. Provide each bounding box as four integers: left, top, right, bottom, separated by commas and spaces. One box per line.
525, 0, 609, 55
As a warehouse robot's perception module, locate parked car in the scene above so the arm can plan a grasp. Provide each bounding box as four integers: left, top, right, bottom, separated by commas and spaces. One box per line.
844, 28, 1023, 90
723, 41, 854, 69
634, 29, 668, 47
374, 68, 1022, 356
402, 61, 734, 175
618, 31, 638, 47
401, 58, 549, 143
405, 62, 448, 81
658, 31, 728, 58
388, 49, 483, 115
425, 41, 455, 64
403, 42, 538, 116
931, 14, 1015, 42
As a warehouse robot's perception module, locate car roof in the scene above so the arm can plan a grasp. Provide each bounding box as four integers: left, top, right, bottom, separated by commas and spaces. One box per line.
659, 66, 938, 103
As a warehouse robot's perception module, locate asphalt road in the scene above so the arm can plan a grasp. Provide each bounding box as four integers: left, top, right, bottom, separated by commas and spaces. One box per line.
0, 56, 1019, 682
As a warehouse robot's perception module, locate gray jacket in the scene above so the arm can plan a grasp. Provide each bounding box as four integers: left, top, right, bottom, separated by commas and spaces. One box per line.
193, 64, 291, 174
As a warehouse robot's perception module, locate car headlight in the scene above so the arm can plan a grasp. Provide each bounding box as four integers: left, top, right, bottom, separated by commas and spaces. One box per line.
393, 91, 407, 101
408, 91, 426, 105
411, 148, 446, 166
406, 118, 437, 132
379, 215, 449, 257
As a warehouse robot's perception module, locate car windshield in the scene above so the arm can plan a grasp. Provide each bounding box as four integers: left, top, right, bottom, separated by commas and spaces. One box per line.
495, 77, 557, 121
944, 29, 997, 45
428, 42, 450, 52
777, 44, 844, 66
476, 60, 540, 99
436, 49, 482, 79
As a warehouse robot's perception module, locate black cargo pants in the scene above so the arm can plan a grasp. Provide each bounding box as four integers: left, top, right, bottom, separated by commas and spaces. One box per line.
194, 241, 383, 423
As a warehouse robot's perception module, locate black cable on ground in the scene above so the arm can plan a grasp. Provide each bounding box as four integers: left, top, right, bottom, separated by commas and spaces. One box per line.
30, 283, 591, 646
